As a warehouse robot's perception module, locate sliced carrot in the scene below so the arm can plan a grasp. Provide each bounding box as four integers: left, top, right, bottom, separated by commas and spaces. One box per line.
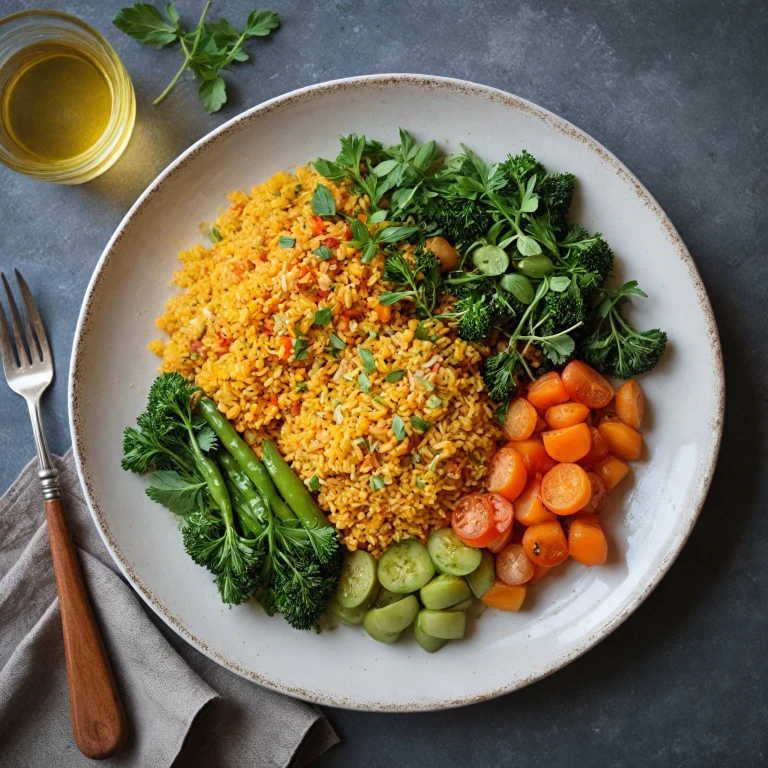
486, 445, 528, 501
514, 474, 557, 526
615, 379, 645, 429
578, 472, 607, 515
568, 514, 608, 566
561, 360, 614, 409
308, 215, 324, 236
374, 301, 392, 323
581, 426, 610, 466
526, 371, 570, 409
522, 521, 569, 567
598, 421, 643, 460
545, 401, 590, 429
503, 397, 538, 441
542, 423, 592, 462
512, 438, 557, 475
277, 335, 292, 360
594, 455, 630, 492
481, 581, 528, 611
540, 463, 592, 515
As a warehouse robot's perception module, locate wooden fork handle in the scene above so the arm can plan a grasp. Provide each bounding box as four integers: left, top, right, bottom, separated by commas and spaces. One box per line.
46, 498, 128, 759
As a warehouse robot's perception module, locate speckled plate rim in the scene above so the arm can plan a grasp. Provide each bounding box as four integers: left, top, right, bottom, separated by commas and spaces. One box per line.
68, 73, 725, 711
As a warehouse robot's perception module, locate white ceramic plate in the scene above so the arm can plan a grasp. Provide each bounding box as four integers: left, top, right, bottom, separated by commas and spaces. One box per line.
69, 75, 724, 711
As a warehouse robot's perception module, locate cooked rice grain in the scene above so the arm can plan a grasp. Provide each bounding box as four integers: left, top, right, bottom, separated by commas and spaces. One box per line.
152, 166, 502, 555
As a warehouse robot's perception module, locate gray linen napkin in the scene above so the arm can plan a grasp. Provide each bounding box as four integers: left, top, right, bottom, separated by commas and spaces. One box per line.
0, 451, 338, 767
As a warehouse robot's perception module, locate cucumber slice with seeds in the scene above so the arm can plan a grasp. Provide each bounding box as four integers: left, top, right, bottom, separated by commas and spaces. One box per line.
378, 539, 435, 594
466, 549, 496, 598
414, 622, 447, 653
427, 528, 482, 576
364, 609, 402, 644
337, 550, 378, 608
368, 595, 419, 634
419, 574, 472, 610
416, 609, 467, 640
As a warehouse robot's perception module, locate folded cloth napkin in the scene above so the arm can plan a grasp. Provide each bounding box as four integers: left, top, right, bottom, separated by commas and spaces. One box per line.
0, 451, 338, 767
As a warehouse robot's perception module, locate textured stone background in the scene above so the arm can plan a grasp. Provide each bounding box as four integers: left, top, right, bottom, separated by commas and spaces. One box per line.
1, 1, 766, 765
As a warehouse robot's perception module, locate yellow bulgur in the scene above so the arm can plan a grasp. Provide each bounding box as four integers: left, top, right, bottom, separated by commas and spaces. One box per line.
151, 166, 502, 556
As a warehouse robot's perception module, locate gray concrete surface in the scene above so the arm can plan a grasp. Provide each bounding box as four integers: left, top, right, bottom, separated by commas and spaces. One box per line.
1, 0, 766, 765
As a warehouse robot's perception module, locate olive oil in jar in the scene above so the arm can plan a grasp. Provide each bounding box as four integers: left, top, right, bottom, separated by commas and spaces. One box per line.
1, 42, 112, 163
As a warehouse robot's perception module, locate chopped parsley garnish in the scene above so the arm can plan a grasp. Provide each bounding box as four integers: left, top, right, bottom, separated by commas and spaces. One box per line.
308, 475, 320, 491
415, 377, 435, 391
209, 226, 222, 243
358, 347, 375, 374
416, 476, 425, 489
313, 308, 332, 325
410, 415, 431, 433
369, 475, 386, 492
314, 245, 333, 261
296, 382, 308, 392
278, 236, 296, 248
426, 395, 443, 409
329, 333, 346, 350
311, 184, 336, 216
292, 337, 309, 361
384, 369, 405, 383
392, 414, 406, 441
358, 372, 370, 394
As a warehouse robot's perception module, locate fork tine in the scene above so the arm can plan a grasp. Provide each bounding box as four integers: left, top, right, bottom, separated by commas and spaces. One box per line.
1, 272, 31, 365
0, 300, 18, 372
14, 270, 50, 362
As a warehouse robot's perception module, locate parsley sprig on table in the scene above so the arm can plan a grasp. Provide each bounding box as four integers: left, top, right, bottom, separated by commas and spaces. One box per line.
113, 2, 280, 113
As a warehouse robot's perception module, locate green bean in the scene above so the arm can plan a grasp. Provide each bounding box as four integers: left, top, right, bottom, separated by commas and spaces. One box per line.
261, 439, 331, 530
224, 478, 264, 537
187, 430, 234, 528
219, 451, 269, 526
197, 398, 294, 521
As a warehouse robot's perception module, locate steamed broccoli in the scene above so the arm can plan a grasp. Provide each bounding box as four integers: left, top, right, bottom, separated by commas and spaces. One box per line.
543, 288, 585, 333
434, 198, 491, 245
584, 282, 667, 378
537, 172, 575, 229
451, 291, 500, 342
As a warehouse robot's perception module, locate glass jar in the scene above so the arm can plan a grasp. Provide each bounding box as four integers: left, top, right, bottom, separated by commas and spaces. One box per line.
0, 10, 135, 184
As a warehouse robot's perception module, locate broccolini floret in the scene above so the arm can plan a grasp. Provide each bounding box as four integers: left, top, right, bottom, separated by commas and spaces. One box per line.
434, 198, 491, 245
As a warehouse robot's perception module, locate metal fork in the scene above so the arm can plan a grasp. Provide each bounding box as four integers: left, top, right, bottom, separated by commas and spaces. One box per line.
0, 271, 127, 760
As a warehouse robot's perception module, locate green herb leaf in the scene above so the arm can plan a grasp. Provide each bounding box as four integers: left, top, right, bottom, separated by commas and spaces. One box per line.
296, 382, 308, 392
366, 210, 388, 224
410, 415, 432, 433
113, 3, 180, 49
392, 414, 406, 440
415, 322, 428, 340
146, 470, 206, 515
349, 219, 370, 243
311, 184, 336, 216
375, 226, 420, 244
198, 75, 227, 114
329, 333, 346, 351
426, 395, 443, 409
358, 347, 376, 374
308, 474, 321, 491
517, 234, 542, 257
209, 226, 222, 243
278, 236, 296, 248
313, 308, 332, 326
378, 291, 411, 306
358, 372, 370, 394
360, 242, 377, 264
369, 475, 386, 492
196, 425, 218, 452
425, 451, 441, 473
333, 403, 344, 424
384, 370, 405, 383
292, 337, 309, 360
415, 377, 435, 391
313, 245, 333, 261
244, 9, 280, 36
499, 273, 535, 304
416, 476, 425, 489
549, 276, 571, 292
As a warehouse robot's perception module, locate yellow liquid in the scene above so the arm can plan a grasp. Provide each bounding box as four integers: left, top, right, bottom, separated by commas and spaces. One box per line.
2, 44, 112, 162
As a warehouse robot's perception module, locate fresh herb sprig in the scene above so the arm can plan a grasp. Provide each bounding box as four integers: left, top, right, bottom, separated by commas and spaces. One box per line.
113, 2, 280, 113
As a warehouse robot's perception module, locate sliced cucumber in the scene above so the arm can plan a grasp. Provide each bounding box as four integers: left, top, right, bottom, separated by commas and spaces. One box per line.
337, 550, 378, 608
427, 527, 483, 576
368, 595, 419, 634
416, 609, 467, 640
451, 597, 475, 612
466, 549, 496, 598
375, 588, 406, 608
364, 609, 402, 644
378, 539, 435, 594
414, 621, 447, 653
327, 595, 368, 626
419, 574, 472, 610
472, 244, 509, 276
